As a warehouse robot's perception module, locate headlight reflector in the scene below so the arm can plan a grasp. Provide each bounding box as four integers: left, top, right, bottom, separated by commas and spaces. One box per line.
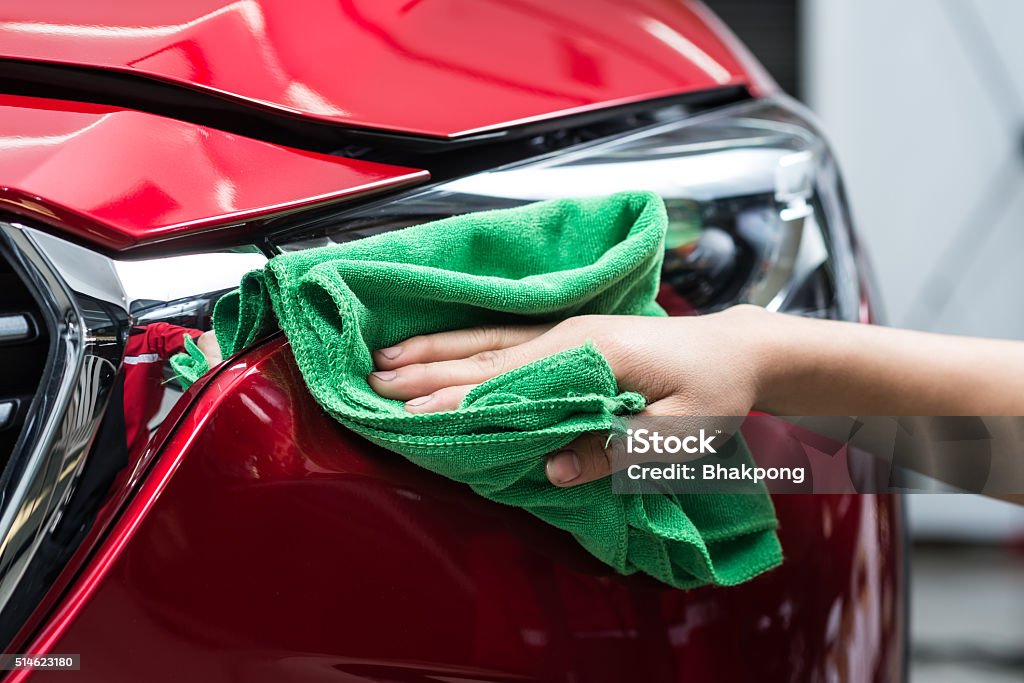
277, 98, 860, 322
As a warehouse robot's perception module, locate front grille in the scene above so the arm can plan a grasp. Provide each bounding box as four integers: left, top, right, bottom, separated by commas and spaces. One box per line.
0, 246, 50, 468
0, 222, 259, 649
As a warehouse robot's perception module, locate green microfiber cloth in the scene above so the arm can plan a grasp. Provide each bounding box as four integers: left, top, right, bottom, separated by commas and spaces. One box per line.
172, 191, 782, 588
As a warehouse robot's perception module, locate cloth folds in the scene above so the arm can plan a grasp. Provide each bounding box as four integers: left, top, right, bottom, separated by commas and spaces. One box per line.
172, 191, 782, 588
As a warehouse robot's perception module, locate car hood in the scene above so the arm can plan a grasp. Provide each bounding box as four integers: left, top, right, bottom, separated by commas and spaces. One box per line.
0, 0, 756, 138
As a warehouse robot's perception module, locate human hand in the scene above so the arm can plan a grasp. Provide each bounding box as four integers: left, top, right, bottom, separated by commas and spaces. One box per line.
368, 305, 768, 487
196, 330, 222, 367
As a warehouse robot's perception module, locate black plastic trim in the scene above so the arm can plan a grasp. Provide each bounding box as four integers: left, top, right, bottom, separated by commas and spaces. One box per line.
0, 57, 749, 172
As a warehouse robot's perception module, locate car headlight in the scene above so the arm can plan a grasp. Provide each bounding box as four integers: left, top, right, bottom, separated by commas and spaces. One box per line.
275, 97, 861, 322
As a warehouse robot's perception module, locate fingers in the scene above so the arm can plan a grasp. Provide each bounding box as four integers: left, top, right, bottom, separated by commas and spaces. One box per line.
403, 384, 476, 414
373, 324, 552, 370
369, 346, 524, 400
370, 327, 578, 401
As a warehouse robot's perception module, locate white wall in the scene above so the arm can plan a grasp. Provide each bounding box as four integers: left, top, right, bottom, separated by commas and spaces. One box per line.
803, 0, 1024, 539
803, 0, 1024, 336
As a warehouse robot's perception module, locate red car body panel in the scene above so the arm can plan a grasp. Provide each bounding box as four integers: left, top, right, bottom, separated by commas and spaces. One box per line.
14, 337, 904, 683
0, 0, 762, 137
0, 2, 902, 681
0, 94, 427, 251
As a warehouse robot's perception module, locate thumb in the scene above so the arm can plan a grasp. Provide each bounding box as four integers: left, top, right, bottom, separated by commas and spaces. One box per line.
543, 399, 688, 488
544, 398, 745, 487
545, 431, 615, 487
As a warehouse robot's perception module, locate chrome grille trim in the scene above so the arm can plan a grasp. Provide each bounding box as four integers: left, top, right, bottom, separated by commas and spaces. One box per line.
0, 225, 96, 618
0, 222, 266, 644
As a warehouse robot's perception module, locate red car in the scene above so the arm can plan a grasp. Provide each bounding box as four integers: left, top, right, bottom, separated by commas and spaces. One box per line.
0, 1, 905, 681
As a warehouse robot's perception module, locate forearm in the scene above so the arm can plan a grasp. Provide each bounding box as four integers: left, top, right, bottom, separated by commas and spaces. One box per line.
367, 308, 1024, 496
748, 307, 1024, 416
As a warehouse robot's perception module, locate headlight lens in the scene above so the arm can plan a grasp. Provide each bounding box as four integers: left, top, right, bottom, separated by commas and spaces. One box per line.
276, 98, 860, 322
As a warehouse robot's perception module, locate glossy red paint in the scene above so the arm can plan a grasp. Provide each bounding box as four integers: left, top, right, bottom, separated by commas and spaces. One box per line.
0, 95, 427, 251
3, 343, 277, 683
0, 0, 759, 138
16, 338, 904, 683
1, 337, 234, 654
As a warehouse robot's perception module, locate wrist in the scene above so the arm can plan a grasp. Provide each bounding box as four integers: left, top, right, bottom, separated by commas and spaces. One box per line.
721, 305, 799, 415
711, 305, 784, 413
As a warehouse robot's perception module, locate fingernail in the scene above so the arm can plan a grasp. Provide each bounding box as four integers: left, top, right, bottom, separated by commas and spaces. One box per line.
405, 395, 433, 407
371, 370, 397, 381
546, 450, 581, 484
377, 345, 402, 360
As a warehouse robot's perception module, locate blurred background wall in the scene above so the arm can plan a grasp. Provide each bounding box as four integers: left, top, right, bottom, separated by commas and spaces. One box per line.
801, 0, 1024, 545
704, 1, 1024, 680
806, 0, 1024, 545
705, 0, 1024, 541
